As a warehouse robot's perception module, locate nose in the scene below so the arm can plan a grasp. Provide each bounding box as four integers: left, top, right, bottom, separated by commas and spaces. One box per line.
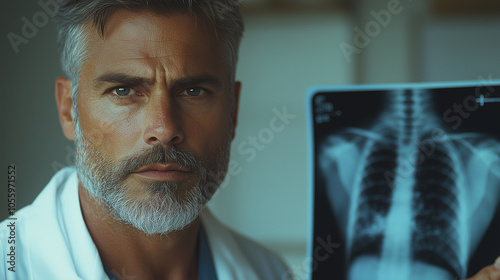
143, 91, 184, 146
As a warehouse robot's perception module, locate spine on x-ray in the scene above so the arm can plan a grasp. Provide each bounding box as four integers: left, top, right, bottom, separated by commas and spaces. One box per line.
350, 90, 464, 279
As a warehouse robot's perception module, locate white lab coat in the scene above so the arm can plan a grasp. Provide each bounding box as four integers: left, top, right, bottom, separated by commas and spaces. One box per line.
0, 167, 289, 280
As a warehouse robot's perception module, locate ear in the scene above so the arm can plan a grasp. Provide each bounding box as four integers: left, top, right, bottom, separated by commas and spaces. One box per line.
231, 81, 241, 141
55, 77, 76, 140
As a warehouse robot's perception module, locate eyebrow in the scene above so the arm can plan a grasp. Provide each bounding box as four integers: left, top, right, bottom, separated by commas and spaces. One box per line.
94, 73, 155, 88
94, 73, 224, 90
173, 75, 224, 90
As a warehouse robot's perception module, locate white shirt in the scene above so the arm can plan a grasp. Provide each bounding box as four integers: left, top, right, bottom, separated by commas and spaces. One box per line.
0, 167, 289, 280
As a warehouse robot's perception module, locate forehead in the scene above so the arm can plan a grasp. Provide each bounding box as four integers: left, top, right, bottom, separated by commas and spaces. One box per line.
81, 9, 227, 81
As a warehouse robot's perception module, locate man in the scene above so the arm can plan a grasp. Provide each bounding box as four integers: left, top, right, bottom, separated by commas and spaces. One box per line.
0, 0, 288, 279
1, 1, 499, 280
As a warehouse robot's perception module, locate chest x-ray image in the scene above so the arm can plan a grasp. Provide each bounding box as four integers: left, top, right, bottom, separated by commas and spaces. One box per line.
307, 81, 500, 280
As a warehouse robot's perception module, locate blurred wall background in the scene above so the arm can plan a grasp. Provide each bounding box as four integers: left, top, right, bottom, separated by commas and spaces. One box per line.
1, 0, 500, 277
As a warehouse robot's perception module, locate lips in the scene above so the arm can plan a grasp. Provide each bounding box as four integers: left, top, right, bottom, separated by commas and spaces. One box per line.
132, 163, 192, 181
134, 163, 190, 173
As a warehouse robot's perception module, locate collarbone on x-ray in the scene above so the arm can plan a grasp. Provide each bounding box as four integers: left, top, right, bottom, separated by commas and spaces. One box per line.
318, 88, 500, 280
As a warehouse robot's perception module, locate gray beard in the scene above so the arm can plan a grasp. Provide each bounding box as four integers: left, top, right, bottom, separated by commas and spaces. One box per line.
74, 123, 230, 235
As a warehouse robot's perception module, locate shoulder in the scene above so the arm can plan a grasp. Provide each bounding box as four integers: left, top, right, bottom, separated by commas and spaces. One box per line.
200, 209, 290, 280
0, 167, 105, 279
0, 167, 77, 231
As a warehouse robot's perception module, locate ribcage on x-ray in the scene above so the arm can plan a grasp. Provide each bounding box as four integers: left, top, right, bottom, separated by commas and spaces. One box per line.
349, 130, 464, 278
412, 133, 462, 278
350, 130, 398, 263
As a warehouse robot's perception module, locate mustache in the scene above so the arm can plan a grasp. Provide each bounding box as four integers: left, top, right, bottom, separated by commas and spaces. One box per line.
112, 145, 206, 180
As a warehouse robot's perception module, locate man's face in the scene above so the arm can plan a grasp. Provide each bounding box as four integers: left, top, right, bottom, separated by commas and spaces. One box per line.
73, 10, 238, 234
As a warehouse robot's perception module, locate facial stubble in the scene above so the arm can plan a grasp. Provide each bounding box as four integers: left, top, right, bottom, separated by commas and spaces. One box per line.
74, 127, 231, 235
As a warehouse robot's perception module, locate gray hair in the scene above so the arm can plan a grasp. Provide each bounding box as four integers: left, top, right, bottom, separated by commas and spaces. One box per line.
54, 0, 244, 122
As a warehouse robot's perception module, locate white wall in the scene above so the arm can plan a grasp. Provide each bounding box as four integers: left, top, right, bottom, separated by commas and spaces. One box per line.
1, 1, 72, 222
354, 0, 429, 83
208, 13, 354, 269
420, 18, 500, 82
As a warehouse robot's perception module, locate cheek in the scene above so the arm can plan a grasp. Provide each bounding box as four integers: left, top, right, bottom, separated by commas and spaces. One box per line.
184, 104, 233, 156
78, 98, 142, 160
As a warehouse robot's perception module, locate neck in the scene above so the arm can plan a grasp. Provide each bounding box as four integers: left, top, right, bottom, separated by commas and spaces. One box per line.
78, 183, 200, 280
377, 89, 437, 145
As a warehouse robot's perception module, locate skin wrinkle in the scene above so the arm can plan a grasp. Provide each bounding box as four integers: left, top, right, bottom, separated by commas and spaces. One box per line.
102, 11, 216, 73
88, 19, 230, 97
92, 74, 225, 100
78, 18, 230, 159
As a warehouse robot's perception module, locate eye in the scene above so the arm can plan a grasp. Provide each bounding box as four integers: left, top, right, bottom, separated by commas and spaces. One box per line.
111, 86, 135, 97
182, 87, 207, 97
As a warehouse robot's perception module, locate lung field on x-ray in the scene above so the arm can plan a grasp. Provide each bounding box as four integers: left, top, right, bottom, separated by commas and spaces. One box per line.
313, 86, 500, 280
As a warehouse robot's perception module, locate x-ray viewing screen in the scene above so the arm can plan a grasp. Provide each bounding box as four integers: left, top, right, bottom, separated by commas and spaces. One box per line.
308, 81, 500, 280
